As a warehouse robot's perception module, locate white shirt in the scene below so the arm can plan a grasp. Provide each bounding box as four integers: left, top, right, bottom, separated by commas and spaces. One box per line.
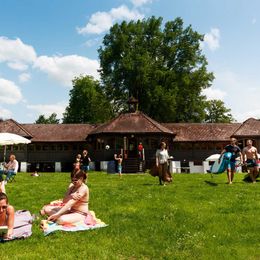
156, 149, 169, 164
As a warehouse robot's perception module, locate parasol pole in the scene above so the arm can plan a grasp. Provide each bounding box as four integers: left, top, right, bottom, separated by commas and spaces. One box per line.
3, 145, 6, 162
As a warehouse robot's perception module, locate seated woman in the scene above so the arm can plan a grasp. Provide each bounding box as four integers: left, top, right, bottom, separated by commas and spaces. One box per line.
0, 154, 19, 183
40, 169, 89, 224
0, 183, 15, 240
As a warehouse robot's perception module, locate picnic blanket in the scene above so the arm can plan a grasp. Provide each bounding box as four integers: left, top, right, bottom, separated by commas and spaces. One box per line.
41, 210, 107, 236
0, 210, 33, 242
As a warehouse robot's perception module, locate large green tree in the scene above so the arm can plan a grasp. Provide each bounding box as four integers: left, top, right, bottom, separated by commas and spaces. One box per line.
98, 16, 214, 122
204, 99, 234, 123
35, 113, 60, 124
62, 75, 114, 123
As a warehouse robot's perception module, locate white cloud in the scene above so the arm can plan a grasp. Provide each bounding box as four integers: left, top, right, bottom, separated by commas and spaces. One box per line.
236, 109, 260, 122
204, 28, 220, 51
7, 61, 28, 71
211, 69, 260, 122
77, 5, 144, 35
19, 73, 31, 83
84, 38, 100, 47
34, 55, 100, 86
0, 78, 23, 104
26, 102, 67, 120
202, 87, 227, 100
130, 0, 153, 7
0, 107, 12, 119
0, 37, 37, 68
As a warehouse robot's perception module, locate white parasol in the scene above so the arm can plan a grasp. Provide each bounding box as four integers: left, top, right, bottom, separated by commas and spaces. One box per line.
0, 133, 31, 161
0, 133, 31, 145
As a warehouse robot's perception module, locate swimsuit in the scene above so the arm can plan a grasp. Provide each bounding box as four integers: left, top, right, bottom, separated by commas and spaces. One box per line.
246, 159, 258, 167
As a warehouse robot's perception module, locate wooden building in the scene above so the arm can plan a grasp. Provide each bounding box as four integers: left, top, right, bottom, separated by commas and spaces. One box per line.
0, 115, 260, 173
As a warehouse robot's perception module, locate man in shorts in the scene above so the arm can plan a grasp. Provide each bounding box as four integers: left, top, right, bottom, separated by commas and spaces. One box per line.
242, 139, 259, 183
219, 137, 242, 184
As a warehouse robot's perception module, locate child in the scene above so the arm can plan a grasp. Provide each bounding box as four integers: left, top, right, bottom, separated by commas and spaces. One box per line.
114, 154, 123, 177
73, 154, 82, 170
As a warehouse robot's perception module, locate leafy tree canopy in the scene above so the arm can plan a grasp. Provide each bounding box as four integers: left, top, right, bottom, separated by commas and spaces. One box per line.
62, 75, 114, 124
204, 99, 235, 123
98, 16, 215, 122
35, 113, 60, 124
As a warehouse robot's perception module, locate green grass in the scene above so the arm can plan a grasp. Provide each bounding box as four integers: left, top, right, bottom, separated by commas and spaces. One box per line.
1, 171, 260, 259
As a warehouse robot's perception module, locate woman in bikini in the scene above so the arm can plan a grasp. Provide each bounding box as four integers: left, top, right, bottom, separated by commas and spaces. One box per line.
0, 183, 15, 239
40, 169, 89, 224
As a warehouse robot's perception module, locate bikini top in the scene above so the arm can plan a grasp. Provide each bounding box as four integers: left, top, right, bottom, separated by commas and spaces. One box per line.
68, 183, 89, 203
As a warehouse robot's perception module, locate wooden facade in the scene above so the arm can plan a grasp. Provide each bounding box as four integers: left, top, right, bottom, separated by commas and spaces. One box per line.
1, 117, 260, 173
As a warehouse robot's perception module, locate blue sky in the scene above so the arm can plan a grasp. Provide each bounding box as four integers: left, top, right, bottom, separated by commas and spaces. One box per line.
0, 0, 260, 123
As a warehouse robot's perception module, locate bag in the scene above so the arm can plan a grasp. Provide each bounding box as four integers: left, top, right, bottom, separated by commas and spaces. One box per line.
149, 165, 159, 177
12, 210, 33, 239
163, 170, 173, 183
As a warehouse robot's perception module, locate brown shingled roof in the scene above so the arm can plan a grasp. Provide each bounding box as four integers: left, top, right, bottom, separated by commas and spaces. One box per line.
163, 123, 241, 142
233, 118, 260, 136
22, 124, 95, 142
89, 111, 174, 135
0, 119, 33, 138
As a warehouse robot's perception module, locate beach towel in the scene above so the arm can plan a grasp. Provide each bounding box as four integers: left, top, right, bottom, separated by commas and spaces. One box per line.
41, 210, 107, 236
0, 210, 33, 242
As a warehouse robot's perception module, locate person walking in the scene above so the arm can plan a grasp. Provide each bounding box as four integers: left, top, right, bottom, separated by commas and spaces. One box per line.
219, 137, 242, 184
156, 142, 170, 186
242, 139, 259, 183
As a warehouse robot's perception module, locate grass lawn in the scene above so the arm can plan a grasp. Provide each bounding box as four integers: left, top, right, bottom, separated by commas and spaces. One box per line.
1, 171, 260, 259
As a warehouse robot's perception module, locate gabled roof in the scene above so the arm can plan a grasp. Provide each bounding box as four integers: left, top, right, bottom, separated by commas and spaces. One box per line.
233, 118, 260, 136
0, 119, 33, 138
22, 124, 95, 142
163, 122, 241, 142
89, 111, 174, 135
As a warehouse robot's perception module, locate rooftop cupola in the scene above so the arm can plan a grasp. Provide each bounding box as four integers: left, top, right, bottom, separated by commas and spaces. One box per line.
127, 96, 138, 113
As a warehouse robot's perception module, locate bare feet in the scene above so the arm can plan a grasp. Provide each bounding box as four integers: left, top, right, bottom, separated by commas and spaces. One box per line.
40, 209, 46, 216
40, 220, 48, 230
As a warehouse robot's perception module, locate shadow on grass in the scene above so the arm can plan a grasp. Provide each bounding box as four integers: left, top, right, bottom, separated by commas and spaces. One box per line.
242, 174, 260, 183
204, 180, 218, 186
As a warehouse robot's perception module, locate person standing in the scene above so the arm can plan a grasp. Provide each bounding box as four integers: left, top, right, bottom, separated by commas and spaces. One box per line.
219, 137, 242, 184
138, 142, 144, 160
81, 150, 91, 172
242, 139, 259, 183
156, 142, 169, 186
114, 154, 123, 177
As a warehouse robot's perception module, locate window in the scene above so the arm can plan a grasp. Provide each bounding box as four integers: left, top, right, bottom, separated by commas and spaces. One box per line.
36, 145, 42, 151
28, 144, 35, 151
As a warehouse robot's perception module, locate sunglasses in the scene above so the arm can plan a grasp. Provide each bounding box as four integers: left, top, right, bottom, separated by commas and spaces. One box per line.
0, 205, 7, 210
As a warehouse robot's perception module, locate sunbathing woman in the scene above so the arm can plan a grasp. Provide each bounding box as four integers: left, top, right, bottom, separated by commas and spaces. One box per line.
40, 169, 89, 224
0, 182, 15, 239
